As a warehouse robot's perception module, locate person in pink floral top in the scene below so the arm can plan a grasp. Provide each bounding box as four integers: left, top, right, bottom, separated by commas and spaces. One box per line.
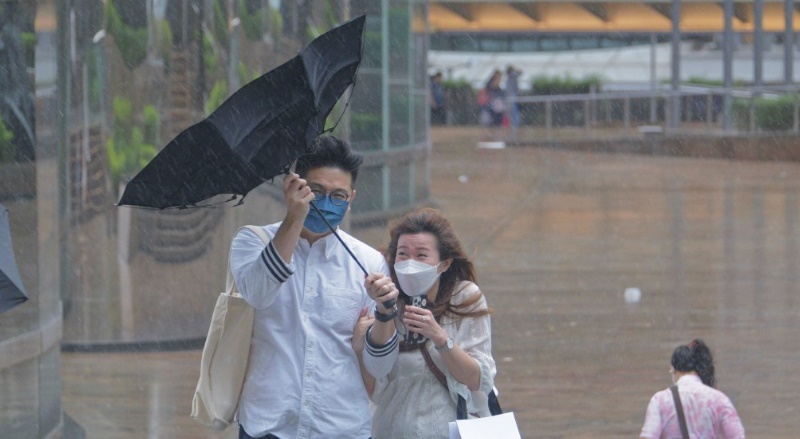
640, 339, 745, 439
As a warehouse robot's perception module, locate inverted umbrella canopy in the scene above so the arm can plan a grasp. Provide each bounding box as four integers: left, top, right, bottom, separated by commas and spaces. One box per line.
118, 15, 366, 209
0, 203, 28, 314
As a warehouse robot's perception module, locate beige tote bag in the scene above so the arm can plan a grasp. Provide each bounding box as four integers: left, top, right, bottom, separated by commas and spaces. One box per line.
191, 225, 269, 431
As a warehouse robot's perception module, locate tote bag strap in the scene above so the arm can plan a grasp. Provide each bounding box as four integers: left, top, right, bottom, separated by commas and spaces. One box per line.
420, 343, 470, 420
670, 385, 690, 439
225, 226, 272, 295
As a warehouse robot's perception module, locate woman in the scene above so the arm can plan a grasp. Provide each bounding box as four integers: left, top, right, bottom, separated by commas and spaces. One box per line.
355, 208, 496, 439
640, 339, 745, 439
485, 70, 505, 127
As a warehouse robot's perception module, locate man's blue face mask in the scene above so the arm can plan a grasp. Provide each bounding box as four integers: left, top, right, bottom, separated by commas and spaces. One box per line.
304, 195, 349, 234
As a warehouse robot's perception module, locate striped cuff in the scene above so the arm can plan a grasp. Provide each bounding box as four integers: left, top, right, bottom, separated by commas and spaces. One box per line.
259, 241, 293, 283
365, 325, 398, 358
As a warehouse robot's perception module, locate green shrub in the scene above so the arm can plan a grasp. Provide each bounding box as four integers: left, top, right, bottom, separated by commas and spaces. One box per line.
685, 77, 723, 87
206, 81, 228, 115
239, 0, 265, 41
0, 114, 15, 163
106, 1, 148, 69
106, 97, 159, 188
350, 113, 382, 144
21, 32, 36, 68
731, 95, 798, 131
203, 33, 219, 76
159, 20, 173, 65
213, 0, 230, 49
754, 95, 796, 131
306, 0, 340, 41
531, 74, 604, 95
268, 7, 283, 42
142, 105, 159, 146
238, 61, 258, 86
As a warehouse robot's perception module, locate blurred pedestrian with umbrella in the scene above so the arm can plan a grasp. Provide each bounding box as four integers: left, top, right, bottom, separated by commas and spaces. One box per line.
0, 202, 28, 314
640, 339, 745, 439
231, 136, 400, 438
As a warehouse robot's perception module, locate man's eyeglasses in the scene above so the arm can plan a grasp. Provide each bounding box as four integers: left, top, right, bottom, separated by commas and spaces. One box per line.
310, 188, 350, 206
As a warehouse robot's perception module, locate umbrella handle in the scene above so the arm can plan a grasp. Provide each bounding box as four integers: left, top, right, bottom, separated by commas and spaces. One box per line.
308, 201, 396, 309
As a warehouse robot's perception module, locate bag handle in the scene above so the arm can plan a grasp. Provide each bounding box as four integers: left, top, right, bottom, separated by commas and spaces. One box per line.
670, 385, 690, 439
225, 226, 272, 296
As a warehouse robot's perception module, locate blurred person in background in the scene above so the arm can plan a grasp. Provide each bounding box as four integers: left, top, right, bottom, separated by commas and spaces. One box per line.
430, 72, 446, 126
640, 339, 745, 439
485, 70, 505, 128
505, 65, 521, 138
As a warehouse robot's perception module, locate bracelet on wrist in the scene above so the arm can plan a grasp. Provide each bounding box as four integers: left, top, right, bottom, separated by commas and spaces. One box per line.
374, 306, 397, 322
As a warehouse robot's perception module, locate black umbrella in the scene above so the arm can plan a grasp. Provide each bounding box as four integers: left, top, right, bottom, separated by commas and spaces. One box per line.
0, 203, 28, 314
117, 15, 366, 209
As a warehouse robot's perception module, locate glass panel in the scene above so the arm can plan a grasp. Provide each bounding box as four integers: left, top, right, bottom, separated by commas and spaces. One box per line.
352, 73, 383, 115
389, 160, 411, 208
389, 85, 411, 148
511, 37, 539, 52
413, 91, 428, 144
362, 15, 383, 69
414, 156, 430, 202
351, 72, 383, 151
450, 35, 479, 51
539, 36, 569, 51
352, 165, 384, 215
480, 37, 509, 52
600, 36, 627, 48
388, 1, 410, 80
430, 33, 450, 51
570, 36, 600, 50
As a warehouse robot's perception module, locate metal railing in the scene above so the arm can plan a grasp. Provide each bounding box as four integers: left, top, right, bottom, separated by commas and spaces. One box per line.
510, 84, 800, 140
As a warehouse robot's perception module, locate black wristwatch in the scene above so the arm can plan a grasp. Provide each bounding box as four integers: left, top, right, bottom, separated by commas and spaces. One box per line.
374, 306, 397, 322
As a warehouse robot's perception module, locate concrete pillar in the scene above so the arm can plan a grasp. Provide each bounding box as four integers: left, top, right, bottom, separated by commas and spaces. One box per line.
670, 0, 681, 129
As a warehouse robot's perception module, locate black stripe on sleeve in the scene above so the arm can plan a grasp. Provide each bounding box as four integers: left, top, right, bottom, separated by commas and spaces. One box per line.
365, 326, 399, 358
260, 242, 293, 283
265, 242, 292, 279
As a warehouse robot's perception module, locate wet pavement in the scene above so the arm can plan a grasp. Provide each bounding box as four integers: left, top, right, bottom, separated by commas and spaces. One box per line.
62, 127, 800, 438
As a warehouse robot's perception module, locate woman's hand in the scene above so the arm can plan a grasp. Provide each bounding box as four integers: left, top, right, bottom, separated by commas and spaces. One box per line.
351, 307, 374, 354
404, 305, 448, 347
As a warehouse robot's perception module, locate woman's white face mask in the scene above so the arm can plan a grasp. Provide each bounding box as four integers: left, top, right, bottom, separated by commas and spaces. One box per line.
394, 259, 443, 296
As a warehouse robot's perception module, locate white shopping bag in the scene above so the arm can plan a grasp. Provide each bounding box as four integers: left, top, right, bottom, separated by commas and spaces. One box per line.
448, 412, 521, 439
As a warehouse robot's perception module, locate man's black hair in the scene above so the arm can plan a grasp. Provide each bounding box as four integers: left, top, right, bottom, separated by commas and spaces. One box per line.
295, 136, 364, 185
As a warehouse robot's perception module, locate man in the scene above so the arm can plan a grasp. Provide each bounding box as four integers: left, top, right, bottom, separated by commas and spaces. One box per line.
430, 72, 446, 126
505, 65, 522, 137
230, 136, 399, 439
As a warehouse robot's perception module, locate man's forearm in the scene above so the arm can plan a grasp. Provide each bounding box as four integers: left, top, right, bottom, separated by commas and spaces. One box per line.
271, 215, 303, 263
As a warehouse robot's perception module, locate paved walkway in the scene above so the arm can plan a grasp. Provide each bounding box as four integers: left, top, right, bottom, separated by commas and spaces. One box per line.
62, 127, 800, 438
